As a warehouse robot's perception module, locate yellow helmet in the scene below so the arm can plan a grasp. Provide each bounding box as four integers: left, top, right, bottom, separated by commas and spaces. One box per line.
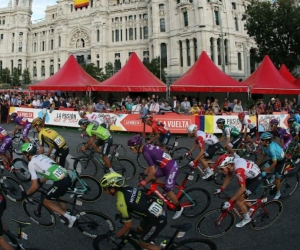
100, 172, 125, 189
32, 117, 43, 127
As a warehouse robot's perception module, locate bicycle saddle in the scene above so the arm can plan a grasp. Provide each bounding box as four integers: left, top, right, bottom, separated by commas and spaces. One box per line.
170, 223, 192, 232
11, 219, 31, 229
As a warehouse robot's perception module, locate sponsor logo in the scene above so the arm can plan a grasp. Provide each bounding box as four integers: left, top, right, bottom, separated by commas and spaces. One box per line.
17, 112, 33, 118
124, 120, 141, 126
156, 118, 191, 129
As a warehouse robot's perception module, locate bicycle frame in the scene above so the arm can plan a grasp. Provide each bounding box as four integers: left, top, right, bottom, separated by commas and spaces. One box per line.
285, 141, 298, 159
70, 170, 89, 195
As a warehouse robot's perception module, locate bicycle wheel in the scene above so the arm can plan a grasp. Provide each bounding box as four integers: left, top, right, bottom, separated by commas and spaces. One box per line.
76, 210, 115, 238
169, 238, 217, 250
176, 166, 200, 188
172, 147, 191, 168
12, 136, 23, 155
213, 172, 229, 186
137, 153, 147, 169
280, 173, 299, 198
71, 175, 103, 202
111, 144, 127, 158
1, 176, 24, 202
12, 158, 31, 182
250, 200, 283, 230
179, 188, 211, 217
112, 158, 136, 181
22, 198, 55, 227
93, 234, 140, 250
196, 208, 235, 238
73, 157, 98, 177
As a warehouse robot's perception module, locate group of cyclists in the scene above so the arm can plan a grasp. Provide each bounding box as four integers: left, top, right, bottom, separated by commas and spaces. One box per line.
0, 108, 298, 250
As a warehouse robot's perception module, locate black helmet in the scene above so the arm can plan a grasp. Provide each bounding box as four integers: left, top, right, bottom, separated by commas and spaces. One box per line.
288, 118, 295, 124
78, 118, 89, 126
216, 118, 225, 125
288, 110, 295, 114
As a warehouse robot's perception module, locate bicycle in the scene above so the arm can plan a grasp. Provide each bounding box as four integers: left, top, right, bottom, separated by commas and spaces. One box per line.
72, 147, 136, 180
93, 219, 217, 250
137, 136, 192, 169
139, 173, 211, 218
195, 191, 283, 238
4, 219, 41, 250
22, 186, 115, 238
285, 140, 299, 162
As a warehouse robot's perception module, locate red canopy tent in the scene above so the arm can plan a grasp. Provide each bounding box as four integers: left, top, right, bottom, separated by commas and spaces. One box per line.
90, 52, 166, 92
170, 51, 248, 92
279, 64, 296, 83
243, 55, 300, 94
29, 55, 100, 91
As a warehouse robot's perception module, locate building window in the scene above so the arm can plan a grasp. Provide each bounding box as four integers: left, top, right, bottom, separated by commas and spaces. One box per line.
179, 41, 183, 67
76, 39, 85, 48
129, 15, 133, 21
116, 30, 119, 42
0, 34, 3, 39
96, 60, 100, 68
135, 28, 137, 40
160, 18, 165, 32
42, 41, 45, 51
97, 29, 100, 42
217, 38, 221, 65
161, 43, 167, 68
214, 10, 219, 25
224, 39, 228, 65
71, 4, 73, 12
210, 38, 214, 62
12, 43, 14, 52
143, 51, 149, 64
140, 27, 143, 39
193, 38, 198, 62
126, 29, 128, 41
121, 29, 123, 41
18, 59, 22, 72
234, 17, 239, 31
129, 52, 133, 57
59, 36, 61, 47
112, 31, 114, 42
143, 26, 148, 39
232, 2, 236, 10
183, 12, 189, 27
90, 0, 93, 7
186, 40, 191, 66
238, 52, 242, 70
129, 28, 133, 40
41, 66, 45, 76
143, 14, 148, 19
50, 39, 54, 50
159, 4, 164, 10
0, 60, 2, 72
50, 65, 54, 75
114, 53, 121, 72
33, 66, 37, 77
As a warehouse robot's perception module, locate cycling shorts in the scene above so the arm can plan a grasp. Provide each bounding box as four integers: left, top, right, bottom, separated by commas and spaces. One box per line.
22, 123, 32, 138
154, 160, 178, 192
158, 131, 171, 146
244, 174, 263, 198
263, 159, 286, 179
55, 147, 69, 168
95, 136, 113, 156
228, 135, 243, 148
204, 143, 222, 159
247, 127, 257, 139
45, 175, 72, 200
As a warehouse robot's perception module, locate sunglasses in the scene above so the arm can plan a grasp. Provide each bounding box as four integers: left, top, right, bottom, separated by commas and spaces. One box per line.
270, 125, 276, 127
129, 146, 136, 150
261, 139, 266, 142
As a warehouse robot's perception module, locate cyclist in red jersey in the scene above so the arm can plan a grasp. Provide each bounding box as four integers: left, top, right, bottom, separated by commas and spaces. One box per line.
144, 116, 171, 151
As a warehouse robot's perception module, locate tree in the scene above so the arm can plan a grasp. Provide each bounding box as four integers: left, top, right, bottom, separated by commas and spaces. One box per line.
80, 62, 105, 81
0, 68, 11, 84
11, 67, 21, 86
143, 56, 166, 83
104, 62, 115, 80
243, 0, 300, 71
22, 68, 31, 85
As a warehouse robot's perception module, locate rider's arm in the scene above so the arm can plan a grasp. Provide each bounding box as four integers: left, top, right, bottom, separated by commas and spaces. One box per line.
223, 137, 231, 148
221, 172, 233, 190
82, 136, 96, 150
12, 124, 18, 135
45, 145, 54, 157
194, 148, 205, 162
219, 135, 225, 143
149, 132, 159, 144
27, 179, 39, 196
256, 153, 266, 167
116, 221, 133, 238
188, 143, 198, 154
262, 159, 277, 172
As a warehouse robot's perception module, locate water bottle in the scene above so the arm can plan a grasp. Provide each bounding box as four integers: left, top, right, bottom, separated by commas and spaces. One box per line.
160, 240, 167, 249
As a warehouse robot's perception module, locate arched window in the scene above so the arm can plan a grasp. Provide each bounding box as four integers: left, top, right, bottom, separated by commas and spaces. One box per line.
129, 28, 133, 40
116, 30, 119, 42
143, 26, 148, 39
161, 43, 167, 68
160, 18, 165, 32
159, 4, 164, 10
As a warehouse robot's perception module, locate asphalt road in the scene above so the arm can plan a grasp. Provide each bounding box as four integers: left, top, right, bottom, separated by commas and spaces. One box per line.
1, 123, 300, 250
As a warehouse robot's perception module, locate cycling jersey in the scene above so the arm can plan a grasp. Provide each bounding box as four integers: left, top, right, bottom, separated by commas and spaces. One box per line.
262, 141, 285, 162
233, 158, 260, 187
195, 130, 219, 150
116, 186, 165, 221
0, 128, 12, 155
240, 117, 256, 129
38, 128, 67, 150
14, 116, 32, 138
289, 122, 300, 136
222, 124, 240, 138
85, 123, 110, 141
84, 113, 104, 125
272, 127, 292, 150
151, 122, 169, 135
28, 154, 67, 181
293, 114, 300, 123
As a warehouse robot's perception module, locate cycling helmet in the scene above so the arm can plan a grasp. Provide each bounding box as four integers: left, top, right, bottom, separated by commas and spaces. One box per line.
10, 112, 18, 120
260, 132, 273, 140
288, 110, 295, 114
187, 124, 198, 133
288, 117, 295, 124
0, 128, 8, 140
21, 143, 37, 155
238, 112, 245, 119
216, 154, 235, 168
100, 172, 125, 189
78, 110, 86, 117
78, 118, 89, 126
127, 134, 143, 146
270, 119, 279, 126
31, 117, 43, 127
216, 118, 225, 125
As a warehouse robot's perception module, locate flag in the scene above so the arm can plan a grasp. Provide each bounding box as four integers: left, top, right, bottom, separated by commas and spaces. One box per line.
74, 0, 89, 9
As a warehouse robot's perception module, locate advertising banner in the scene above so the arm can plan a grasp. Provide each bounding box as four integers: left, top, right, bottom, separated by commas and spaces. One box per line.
257, 114, 289, 132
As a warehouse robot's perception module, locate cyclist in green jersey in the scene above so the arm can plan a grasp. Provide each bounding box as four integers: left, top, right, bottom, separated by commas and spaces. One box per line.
216, 118, 242, 158
100, 172, 167, 250
287, 117, 300, 162
21, 143, 76, 228
78, 119, 114, 172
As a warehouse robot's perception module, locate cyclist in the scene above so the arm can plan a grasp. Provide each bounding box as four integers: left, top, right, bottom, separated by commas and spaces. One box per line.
20, 143, 76, 228
143, 116, 171, 152
288, 110, 300, 123
215, 154, 262, 228
238, 112, 258, 151
0, 127, 12, 164
185, 124, 222, 179
256, 132, 286, 200
100, 172, 167, 250
78, 110, 106, 128
287, 117, 300, 163
10, 112, 31, 143
78, 118, 114, 172
31, 117, 69, 168
269, 119, 292, 150
127, 134, 183, 219
216, 118, 241, 158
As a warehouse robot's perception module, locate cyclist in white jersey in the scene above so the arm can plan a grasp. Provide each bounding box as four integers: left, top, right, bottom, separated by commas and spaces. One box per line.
21, 143, 77, 228
238, 112, 258, 151
186, 124, 222, 179
215, 154, 262, 228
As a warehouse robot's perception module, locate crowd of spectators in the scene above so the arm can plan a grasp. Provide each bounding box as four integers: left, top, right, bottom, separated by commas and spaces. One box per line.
0, 90, 299, 123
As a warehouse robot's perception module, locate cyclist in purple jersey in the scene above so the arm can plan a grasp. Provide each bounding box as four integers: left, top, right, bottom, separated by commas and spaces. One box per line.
0, 127, 12, 164
269, 119, 292, 150
10, 112, 31, 142
128, 135, 184, 219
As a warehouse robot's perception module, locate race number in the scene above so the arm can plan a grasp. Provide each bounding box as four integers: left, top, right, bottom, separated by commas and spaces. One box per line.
162, 153, 172, 160
53, 167, 66, 180
148, 202, 163, 217
54, 137, 63, 146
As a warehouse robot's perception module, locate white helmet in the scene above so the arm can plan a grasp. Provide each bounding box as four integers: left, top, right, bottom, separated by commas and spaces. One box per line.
217, 155, 235, 168
187, 124, 197, 133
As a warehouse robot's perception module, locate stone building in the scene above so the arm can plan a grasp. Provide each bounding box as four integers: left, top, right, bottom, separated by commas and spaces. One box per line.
0, 0, 256, 84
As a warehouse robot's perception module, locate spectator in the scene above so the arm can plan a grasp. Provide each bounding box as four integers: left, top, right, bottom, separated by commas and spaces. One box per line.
230, 99, 237, 110
149, 99, 160, 114
222, 100, 232, 114
32, 96, 41, 108
204, 99, 211, 111
22, 95, 31, 105
158, 99, 165, 110
233, 100, 243, 113
10, 94, 18, 106
95, 99, 106, 112
41, 96, 51, 109
248, 104, 256, 116
47, 93, 54, 104
105, 103, 112, 111
275, 97, 282, 110
205, 106, 214, 115
189, 101, 200, 115
55, 97, 67, 108
198, 101, 203, 108
174, 103, 185, 114
87, 99, 95, 113
131, 101, 141, 114
140, 103, 149, 118
120, 105, 127, 113
269, 97, 281, 112
212, 98, 221, 114
256, 102, 265, 115
199, 104, 205, 115
181, 97, 191, 114
160, 101, 172, 113
171, 96, 179, 109
0, 97, 9, 123
125, 98, 134, 112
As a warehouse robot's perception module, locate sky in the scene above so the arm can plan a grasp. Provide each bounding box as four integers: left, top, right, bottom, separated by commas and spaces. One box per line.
0, 0, 57, 20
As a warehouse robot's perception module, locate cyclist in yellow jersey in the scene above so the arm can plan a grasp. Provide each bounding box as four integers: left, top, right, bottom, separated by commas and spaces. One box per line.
31, 117, 69, 167
78, 119, 114, 172
100, 172, 167, 250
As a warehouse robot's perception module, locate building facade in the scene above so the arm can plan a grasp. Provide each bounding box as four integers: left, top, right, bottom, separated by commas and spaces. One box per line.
0, 0, 256, 84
